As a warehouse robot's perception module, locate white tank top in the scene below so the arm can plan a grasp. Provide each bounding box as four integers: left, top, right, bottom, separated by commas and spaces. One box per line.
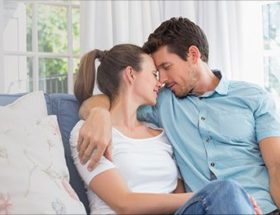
70, 120, 179, 214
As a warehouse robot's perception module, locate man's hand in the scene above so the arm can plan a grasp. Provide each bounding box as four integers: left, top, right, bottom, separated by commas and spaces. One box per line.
77, 107, 112, 171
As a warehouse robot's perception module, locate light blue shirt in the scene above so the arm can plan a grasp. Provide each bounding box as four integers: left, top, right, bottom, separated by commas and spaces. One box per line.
138, 72, 280, 213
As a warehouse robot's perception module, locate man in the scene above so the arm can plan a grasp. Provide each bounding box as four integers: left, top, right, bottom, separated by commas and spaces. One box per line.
77, 17, 280, 214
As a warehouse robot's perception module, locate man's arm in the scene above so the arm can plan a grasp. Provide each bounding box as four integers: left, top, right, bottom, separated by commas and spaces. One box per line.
79, 94, 110, 119
78, 94, 112, 170
259, 137, 280, 208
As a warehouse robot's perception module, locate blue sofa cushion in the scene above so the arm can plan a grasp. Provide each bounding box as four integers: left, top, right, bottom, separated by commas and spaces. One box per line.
0, 93, 90, 214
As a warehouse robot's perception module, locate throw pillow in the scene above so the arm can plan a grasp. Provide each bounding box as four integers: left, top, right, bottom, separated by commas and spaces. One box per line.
0, 91, 86, 214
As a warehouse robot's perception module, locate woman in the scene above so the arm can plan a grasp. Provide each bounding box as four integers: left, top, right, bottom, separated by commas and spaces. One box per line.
70, 44, 258, 214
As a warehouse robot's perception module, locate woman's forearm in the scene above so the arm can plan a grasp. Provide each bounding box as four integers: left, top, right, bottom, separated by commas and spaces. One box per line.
115, 192, 193, 214
90, 169, 193, 214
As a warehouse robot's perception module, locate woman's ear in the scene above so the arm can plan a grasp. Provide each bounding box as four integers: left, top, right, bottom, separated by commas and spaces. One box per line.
123, 66, 135, 84
187, 45, 201, 64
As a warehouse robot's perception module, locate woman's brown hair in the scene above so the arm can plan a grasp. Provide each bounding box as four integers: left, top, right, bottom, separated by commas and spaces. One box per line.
74, 44, 145, 105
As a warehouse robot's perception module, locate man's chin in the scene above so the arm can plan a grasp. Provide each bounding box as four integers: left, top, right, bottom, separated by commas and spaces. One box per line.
173, 90, 189, 98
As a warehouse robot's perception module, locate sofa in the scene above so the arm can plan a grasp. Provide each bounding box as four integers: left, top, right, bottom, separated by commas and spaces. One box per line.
0, 93, 90, 214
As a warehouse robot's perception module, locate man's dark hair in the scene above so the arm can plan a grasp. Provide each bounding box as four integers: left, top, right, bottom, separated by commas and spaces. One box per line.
143, 17, 209, 62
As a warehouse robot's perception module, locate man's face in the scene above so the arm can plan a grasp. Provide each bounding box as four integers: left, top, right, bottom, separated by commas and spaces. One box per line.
151, 45, 199, 97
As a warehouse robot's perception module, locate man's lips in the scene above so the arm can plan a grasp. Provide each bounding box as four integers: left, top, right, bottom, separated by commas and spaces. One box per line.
167, 83, 176, 90
167, 83, 175, 88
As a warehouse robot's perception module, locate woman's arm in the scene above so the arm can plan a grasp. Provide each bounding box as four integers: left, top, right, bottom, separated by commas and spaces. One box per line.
90, 169, 193, 214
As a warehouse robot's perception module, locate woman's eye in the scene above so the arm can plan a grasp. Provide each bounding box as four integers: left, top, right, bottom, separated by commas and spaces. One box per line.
152, 71, 159, 80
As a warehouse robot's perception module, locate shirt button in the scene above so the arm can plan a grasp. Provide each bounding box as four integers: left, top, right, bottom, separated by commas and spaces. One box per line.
206, 137, 210, 142
201, 116, 206, 121
210, 162, 215, 167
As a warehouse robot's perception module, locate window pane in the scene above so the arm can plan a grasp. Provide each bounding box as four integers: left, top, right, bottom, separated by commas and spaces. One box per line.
4, 56, 33, 93
3, 3, 27, 52
72, 1, 80, 6
263, 3, 280, 50
73, 58, 80, 75
72, 7, 80, 55
26, 3, 32, 52
39, 58, 68, 93
72, 57, 80, 85
264, 56, 280, 97
38, 4, 67, 53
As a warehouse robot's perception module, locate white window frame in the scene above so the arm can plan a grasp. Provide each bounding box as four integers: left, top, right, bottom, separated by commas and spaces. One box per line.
3, 1, 80, 94
262, 1, 280, 108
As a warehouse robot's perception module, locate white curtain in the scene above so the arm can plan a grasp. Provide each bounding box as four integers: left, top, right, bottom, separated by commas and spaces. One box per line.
80, 0, 264, 86
196, 1, 264, 84
0, 0, 4, 92
80, 1, 162, 51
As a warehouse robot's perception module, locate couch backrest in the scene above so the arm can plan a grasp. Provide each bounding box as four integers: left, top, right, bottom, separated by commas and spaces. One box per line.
0, 93, 89, 214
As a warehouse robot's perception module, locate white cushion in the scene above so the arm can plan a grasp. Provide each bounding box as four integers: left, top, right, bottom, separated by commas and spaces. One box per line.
0, 91, 86, 214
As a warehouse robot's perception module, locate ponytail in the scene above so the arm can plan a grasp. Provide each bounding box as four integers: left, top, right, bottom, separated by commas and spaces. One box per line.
75, 44, 145, 104
74, 49, 105, 104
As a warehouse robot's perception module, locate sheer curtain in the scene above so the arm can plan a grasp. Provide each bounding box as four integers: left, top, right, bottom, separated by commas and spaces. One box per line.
196, 1, 264, 84
80, 1, 264, 87
80, 1, 163, 51
0, 0, 4, 92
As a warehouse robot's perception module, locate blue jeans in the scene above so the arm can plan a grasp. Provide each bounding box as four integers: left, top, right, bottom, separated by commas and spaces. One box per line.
175, 180, 254, 214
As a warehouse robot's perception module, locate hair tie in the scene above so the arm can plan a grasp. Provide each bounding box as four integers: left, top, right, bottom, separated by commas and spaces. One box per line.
100, 50, 108, 62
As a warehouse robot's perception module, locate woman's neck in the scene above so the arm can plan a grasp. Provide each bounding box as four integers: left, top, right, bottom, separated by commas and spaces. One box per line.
110, 93, 141, 131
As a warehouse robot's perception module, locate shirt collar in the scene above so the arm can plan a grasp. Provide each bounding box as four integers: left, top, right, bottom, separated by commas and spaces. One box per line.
190, 70, 229, 98
213, 70, 229, 96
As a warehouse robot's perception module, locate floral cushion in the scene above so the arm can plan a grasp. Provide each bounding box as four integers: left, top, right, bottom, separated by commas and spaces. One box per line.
0, 91, 86, 214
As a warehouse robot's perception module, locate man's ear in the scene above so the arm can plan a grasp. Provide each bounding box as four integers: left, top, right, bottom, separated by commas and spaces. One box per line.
187, 45, 201, 64
123, 66, 135, 84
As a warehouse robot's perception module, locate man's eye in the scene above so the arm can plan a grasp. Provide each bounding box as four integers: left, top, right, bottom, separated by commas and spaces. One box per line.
163, 65, 170, 70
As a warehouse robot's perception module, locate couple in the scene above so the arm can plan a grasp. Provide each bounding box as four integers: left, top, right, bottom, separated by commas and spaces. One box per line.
71, 17, 280, 214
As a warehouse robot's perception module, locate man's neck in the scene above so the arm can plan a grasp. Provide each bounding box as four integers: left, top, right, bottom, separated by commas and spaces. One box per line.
192, 64, 220, 95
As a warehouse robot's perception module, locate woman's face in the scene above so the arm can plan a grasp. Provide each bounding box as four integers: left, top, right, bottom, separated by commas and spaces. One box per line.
133, 54, 161, 106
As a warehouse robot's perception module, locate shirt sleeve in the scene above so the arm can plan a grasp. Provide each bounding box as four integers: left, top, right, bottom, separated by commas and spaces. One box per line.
137, 105, 160, 127
69, 120, 115, 185
255, 90, 280, 142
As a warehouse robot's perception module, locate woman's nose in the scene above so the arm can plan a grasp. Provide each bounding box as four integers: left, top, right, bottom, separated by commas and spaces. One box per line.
156, 80, 165, 89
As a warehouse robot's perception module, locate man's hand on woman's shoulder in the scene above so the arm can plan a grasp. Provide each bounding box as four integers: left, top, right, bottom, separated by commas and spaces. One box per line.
77, 107, 112, 171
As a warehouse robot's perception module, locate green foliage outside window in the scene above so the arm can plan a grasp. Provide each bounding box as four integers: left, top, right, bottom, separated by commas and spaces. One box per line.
26, 3, 80, 93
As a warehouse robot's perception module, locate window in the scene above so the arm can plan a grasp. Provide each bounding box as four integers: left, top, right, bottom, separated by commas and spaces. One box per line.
3, 1, 80, 94
262, 2, 280, 105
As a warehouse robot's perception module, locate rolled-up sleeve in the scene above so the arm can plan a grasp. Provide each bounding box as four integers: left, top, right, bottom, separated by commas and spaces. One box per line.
255, 91, 280, 142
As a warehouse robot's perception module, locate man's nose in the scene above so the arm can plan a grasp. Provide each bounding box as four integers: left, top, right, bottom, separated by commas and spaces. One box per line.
159, 71, 167, 83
